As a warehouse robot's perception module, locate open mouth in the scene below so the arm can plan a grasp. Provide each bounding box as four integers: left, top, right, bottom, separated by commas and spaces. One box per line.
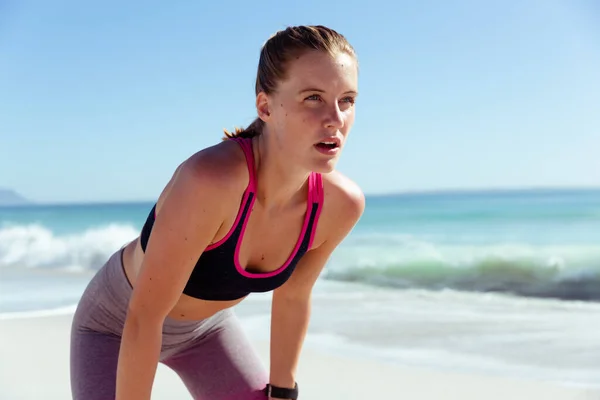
315, 141, 339, 150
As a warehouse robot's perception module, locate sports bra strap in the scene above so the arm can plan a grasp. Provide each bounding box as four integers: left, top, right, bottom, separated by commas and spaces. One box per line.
309, 172, 324, 205
233, 137, 323, 206
315, 172, 323, 204
232, 137, 257, 192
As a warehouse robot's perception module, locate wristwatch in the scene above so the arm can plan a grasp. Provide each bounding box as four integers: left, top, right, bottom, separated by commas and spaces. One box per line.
264, 382, 299, 399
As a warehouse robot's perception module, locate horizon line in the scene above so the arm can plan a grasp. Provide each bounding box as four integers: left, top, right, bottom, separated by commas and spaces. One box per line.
2, 184, 599, 207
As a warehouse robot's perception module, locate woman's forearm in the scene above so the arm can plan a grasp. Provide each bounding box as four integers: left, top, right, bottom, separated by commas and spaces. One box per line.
115, 314, 163, 400
269, 294, 311, 388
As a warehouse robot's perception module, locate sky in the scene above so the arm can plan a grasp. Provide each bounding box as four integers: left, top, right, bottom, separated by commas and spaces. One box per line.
1, 0, 599, 203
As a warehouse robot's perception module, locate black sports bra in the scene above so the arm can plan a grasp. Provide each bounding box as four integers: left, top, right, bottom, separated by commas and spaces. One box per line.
139, 137, 324, 301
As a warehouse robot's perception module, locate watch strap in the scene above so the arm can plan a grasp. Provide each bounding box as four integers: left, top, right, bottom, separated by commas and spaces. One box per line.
264, 382, 299, 399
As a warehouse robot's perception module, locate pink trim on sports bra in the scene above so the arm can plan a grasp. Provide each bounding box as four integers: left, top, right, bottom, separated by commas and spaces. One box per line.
203, 137, 323, 279
307, 172, 324, 250
204, 138, 256, 251
234, 173, 317, 278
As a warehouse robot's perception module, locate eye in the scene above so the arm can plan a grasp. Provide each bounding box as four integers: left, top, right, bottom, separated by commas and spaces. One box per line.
305, 94, 322, 101
341, 96, 356, 104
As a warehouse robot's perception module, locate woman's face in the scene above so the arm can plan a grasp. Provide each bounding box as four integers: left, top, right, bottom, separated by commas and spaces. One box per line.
258, 50, 359, 173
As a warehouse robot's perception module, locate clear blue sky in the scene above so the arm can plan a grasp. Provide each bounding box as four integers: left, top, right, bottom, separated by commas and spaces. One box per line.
1, 0, 599, 203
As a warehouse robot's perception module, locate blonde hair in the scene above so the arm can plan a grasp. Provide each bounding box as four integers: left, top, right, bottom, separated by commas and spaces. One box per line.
223, 25, 357, 140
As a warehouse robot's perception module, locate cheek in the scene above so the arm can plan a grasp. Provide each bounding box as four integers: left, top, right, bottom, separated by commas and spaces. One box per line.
283, 107, 316, 127
302, 108, 325, 125
347, 111, 356, 124
343, 110, 355, 129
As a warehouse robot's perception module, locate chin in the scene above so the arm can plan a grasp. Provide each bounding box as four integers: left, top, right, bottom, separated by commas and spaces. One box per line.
311, 158, 339, 174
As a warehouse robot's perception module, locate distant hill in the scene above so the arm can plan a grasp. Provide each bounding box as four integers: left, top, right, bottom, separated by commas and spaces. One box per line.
0, 188, 30, 206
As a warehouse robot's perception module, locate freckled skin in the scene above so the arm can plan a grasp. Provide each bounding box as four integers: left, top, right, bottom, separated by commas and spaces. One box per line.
259, 51, 358, 174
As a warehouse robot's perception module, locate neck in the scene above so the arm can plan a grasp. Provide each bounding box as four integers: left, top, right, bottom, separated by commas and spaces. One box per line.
251, 134, 310, 211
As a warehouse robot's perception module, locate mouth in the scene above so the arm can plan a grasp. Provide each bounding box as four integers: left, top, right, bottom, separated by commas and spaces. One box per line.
314, 137, 341, 151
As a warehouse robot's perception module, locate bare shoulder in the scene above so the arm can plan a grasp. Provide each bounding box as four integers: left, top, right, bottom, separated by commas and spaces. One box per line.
316, 170, 366, 247
156, 139, 249, 212
323, 170, 365, 218
190, 139, 248, 181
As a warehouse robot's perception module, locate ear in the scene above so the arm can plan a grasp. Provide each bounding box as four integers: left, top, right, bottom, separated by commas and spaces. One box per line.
256, 92, 271, 122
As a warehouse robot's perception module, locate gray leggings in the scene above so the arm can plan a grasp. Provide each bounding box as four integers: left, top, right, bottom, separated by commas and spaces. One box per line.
70, 248, 268, 400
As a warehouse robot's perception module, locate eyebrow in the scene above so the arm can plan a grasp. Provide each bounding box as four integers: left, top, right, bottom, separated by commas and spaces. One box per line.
299, 88, 358, 96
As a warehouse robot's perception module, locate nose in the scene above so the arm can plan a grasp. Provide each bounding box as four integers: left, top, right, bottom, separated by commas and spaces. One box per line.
324, 103, 344, 130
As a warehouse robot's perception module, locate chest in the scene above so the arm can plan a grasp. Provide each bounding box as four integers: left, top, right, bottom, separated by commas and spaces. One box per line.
238, 202, 312, 273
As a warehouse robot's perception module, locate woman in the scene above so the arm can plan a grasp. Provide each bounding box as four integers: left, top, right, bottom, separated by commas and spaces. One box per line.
70, 25, 364, 400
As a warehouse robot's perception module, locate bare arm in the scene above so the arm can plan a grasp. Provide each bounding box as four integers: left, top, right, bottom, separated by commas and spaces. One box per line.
268, 243, 337, 389
115, 153, 237, 400
269, 180, 365, 395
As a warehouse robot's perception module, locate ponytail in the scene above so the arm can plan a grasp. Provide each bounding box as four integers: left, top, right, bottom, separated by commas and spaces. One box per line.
222, 117, 264, 141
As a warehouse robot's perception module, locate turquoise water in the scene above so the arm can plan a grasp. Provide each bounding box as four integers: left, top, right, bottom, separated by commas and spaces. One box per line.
1, 188, 599, 313
326, 188, 600, 301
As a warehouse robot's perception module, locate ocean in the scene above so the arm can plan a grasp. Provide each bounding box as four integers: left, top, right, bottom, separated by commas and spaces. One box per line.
1, 188, 599, 387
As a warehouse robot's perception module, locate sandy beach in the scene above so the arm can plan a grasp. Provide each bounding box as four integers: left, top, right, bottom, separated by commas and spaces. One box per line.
0, 312, 598, 400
